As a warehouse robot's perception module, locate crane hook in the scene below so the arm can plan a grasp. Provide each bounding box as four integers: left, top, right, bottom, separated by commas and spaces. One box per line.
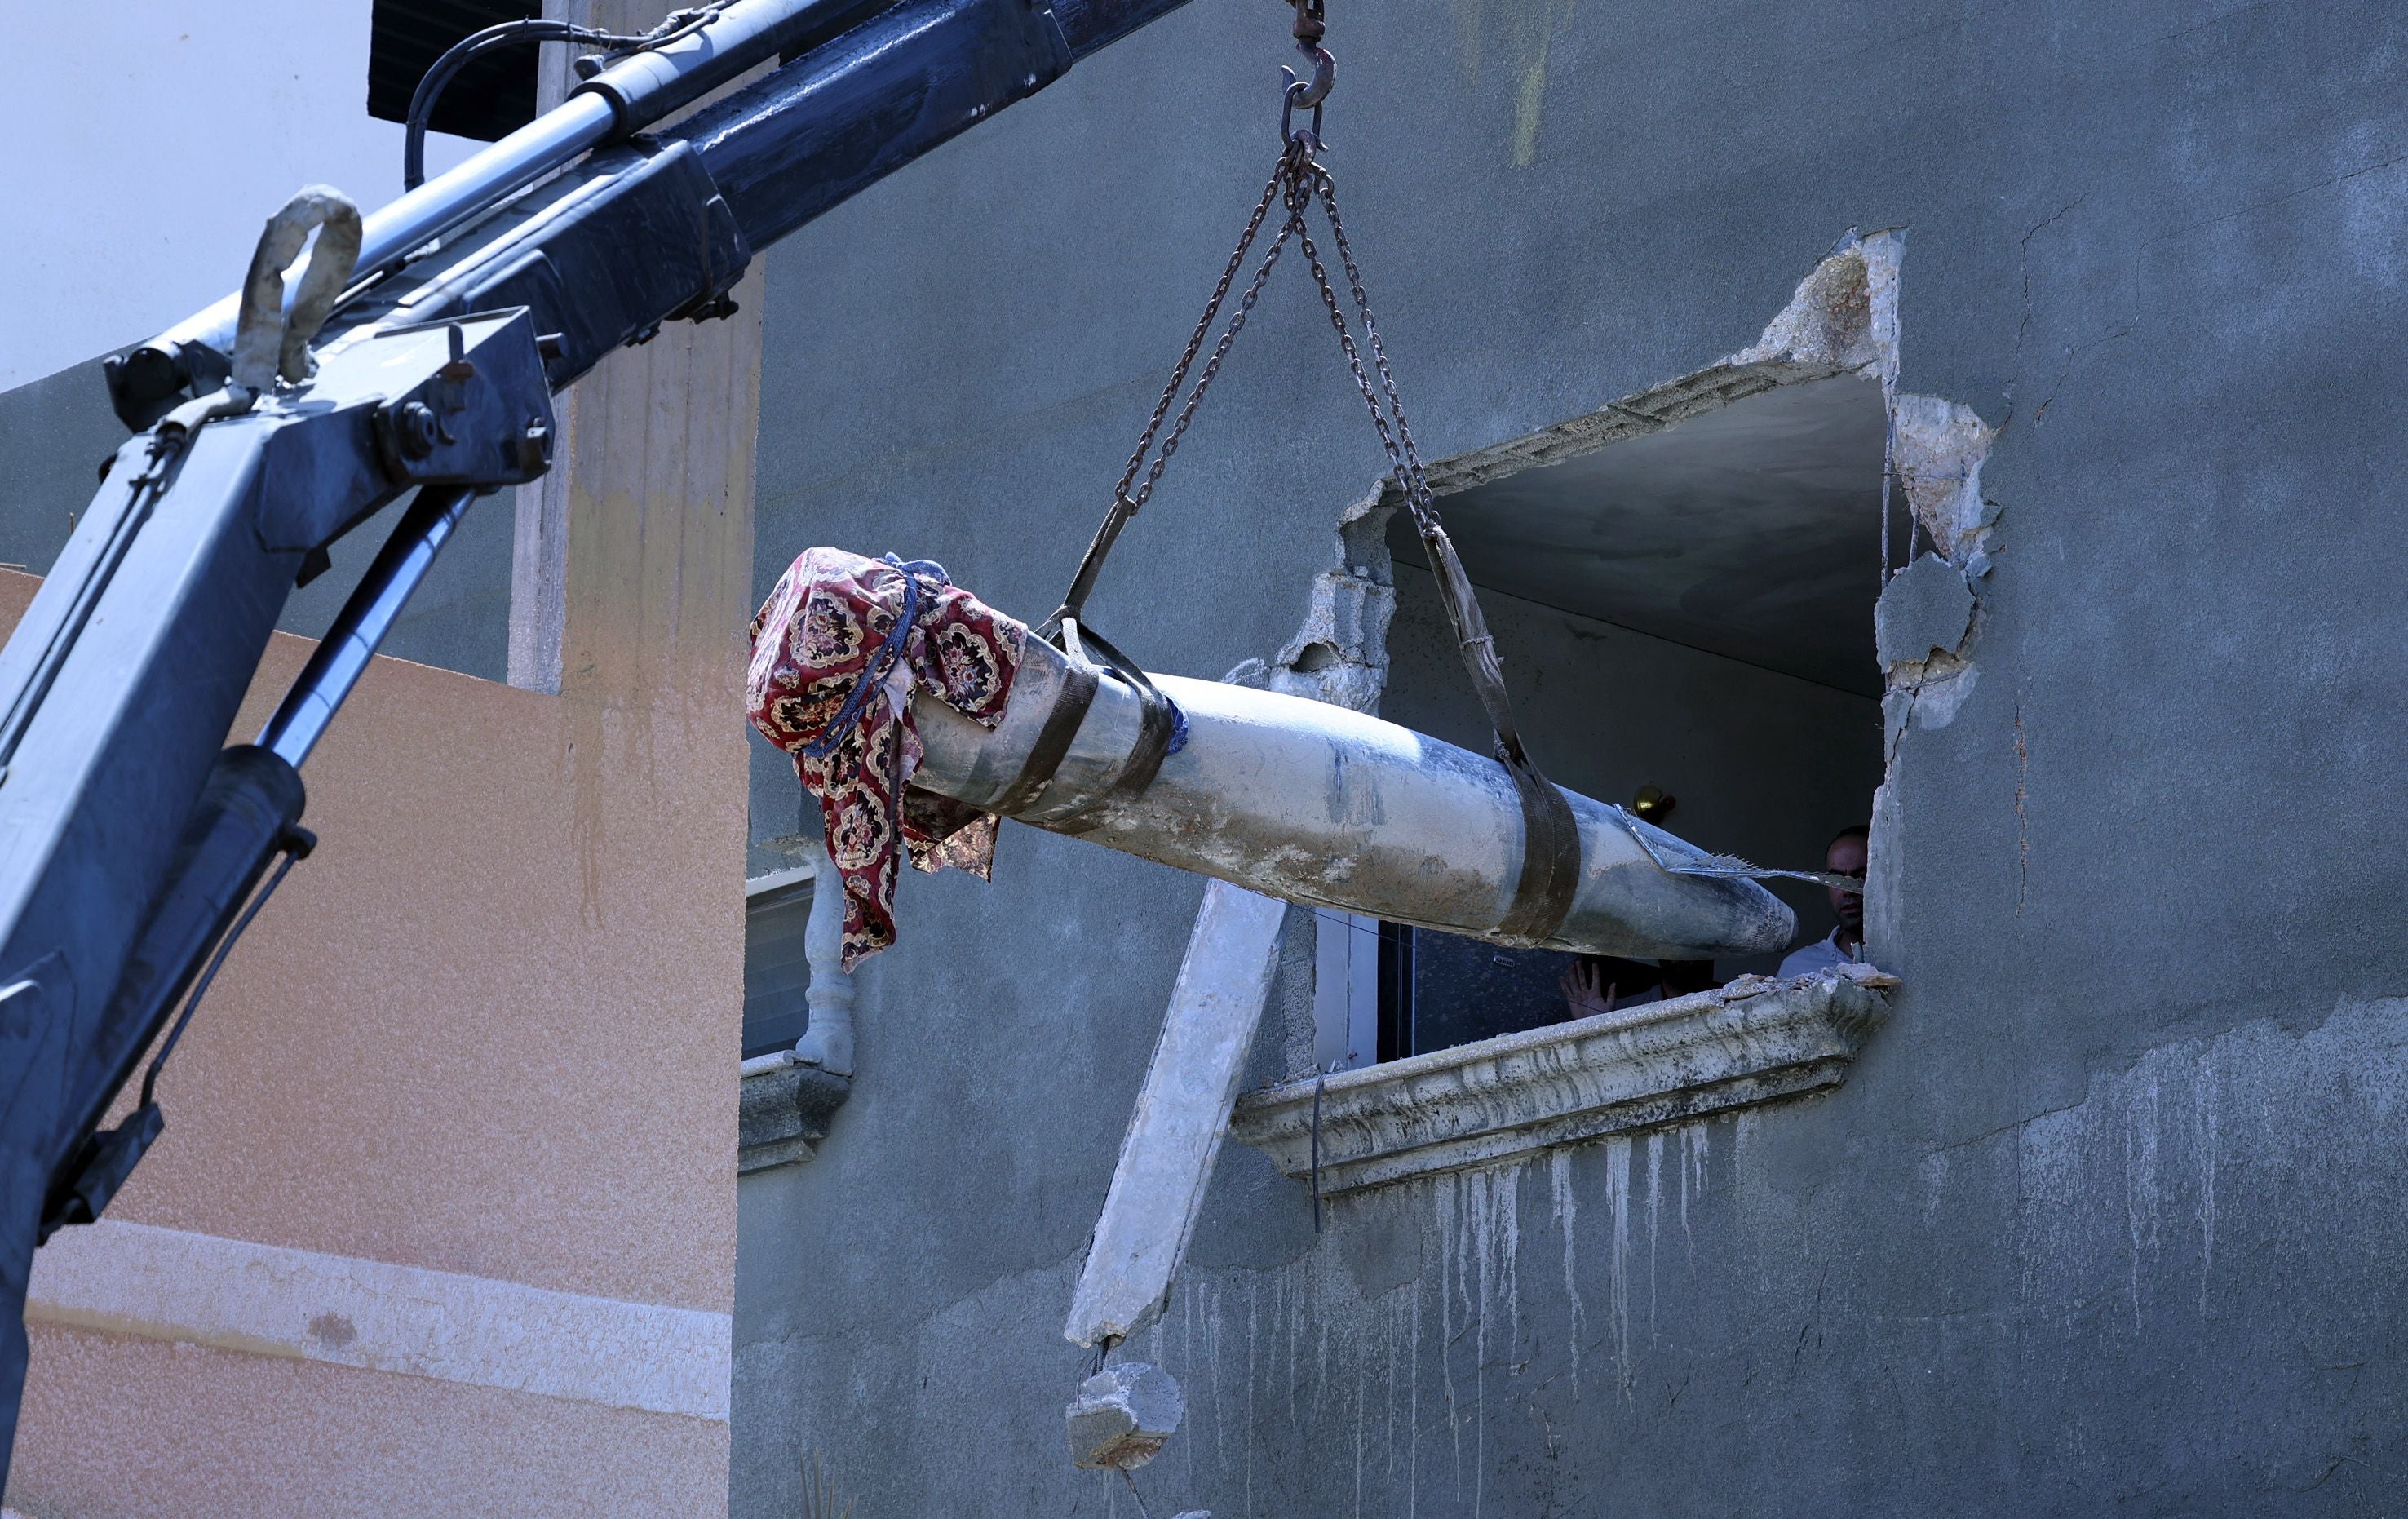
1281, 46, 1335, 150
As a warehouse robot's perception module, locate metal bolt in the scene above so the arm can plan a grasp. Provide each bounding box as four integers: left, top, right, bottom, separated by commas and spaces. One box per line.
396, 401, 440, 460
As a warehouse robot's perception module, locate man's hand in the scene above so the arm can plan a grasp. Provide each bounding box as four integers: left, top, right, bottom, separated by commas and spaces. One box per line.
1558, 959, 1618, 1020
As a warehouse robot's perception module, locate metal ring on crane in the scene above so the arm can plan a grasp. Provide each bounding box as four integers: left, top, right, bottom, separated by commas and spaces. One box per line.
227, 187, 363, 397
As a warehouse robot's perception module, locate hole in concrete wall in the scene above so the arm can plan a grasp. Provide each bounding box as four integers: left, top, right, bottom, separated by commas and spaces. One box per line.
1265, 230, 1993, 1072
1290, 640, 1342, 673
1367, 376, 1890, 1057
1419, 377, 1893, 698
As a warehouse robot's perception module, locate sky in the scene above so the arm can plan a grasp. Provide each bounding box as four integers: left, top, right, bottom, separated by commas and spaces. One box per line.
0, 2, 484, 390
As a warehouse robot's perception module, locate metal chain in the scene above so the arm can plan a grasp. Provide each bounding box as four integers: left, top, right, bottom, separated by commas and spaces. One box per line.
1123, 188, 1298, 517
1061, 131, 1474, 650
1050, 31, 1587, 939
1060, 29, 1445, 651
1315, 172, 1441, 524
1290, 165, 1433, 529
1112, 162, 1290, 518
1054, 148, 1311, 625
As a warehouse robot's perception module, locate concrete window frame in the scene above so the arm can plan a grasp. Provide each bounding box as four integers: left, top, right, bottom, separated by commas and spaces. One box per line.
1237, 963, 1894, 1195
737, 846, 856, 1173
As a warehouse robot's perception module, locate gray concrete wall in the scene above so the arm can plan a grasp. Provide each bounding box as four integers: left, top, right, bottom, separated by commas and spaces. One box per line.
0, 360, 123, 583
733, 0, 2408, 1512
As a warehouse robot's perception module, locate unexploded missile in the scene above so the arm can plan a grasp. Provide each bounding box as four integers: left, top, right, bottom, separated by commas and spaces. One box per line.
910, 628, 1794, 962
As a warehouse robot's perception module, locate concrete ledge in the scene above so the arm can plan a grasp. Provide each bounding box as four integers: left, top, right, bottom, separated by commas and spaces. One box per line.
1228, 965, 1896, 1194
738, 1055, 852, 1173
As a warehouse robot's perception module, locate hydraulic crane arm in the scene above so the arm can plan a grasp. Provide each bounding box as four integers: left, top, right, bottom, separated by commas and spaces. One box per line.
0, 0, 1194, 1474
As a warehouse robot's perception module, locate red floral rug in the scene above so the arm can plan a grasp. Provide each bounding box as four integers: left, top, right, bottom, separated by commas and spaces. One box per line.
747, 548, 1027, 968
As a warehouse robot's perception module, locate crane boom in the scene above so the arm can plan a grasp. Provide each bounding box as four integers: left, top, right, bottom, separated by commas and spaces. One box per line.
0, 0, 1194, 1474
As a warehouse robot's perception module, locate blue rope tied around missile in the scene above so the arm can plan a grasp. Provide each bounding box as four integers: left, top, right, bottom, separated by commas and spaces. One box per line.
799, 555, 1187, 771
795, 554, 944, 761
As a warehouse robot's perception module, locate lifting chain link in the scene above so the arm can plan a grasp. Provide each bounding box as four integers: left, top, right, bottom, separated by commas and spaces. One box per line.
1047, 7, 1587, 941
1049, 12, 1331, 631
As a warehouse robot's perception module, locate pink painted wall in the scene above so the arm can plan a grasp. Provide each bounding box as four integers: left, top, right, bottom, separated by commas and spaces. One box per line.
1, 560, 749, 1515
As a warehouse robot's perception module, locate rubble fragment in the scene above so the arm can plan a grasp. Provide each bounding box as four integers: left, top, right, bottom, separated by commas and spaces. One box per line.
1066, 1362, 1185, 1471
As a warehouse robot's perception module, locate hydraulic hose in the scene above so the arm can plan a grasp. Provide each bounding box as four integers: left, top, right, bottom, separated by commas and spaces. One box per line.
401, 18, 658, 192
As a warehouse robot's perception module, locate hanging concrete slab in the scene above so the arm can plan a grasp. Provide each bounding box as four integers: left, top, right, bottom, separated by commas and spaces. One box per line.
1064, 881, 1287, 1350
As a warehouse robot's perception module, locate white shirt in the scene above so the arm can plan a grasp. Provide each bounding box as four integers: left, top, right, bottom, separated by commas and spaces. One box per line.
1778, 930, 1860, 980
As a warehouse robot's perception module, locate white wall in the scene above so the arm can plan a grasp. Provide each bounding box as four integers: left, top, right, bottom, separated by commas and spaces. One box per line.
0, 2, 484, 389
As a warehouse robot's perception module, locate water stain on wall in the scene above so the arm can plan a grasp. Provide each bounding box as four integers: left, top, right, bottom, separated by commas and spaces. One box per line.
1451, 0, 1582, 167
555, 272, 765, 925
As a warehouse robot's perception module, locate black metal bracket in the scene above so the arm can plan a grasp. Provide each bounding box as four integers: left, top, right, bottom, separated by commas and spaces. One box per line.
250, 307, 558, 556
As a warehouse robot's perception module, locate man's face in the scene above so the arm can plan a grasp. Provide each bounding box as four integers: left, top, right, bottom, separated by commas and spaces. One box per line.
1826, 835, 1868, 935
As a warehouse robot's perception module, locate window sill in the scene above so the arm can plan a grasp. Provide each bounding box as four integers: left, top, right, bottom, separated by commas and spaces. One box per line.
738, 1052, 852, 1174
1228, 964, 1896, 1195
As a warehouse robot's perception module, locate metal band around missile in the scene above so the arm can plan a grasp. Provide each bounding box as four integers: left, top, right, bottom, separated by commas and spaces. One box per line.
1415, 525, 1582, 944
1045, 621, 1181, 835
995, 618, 1184, 834
1492, 752, 1582, 944
991, 636, 1100, 818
